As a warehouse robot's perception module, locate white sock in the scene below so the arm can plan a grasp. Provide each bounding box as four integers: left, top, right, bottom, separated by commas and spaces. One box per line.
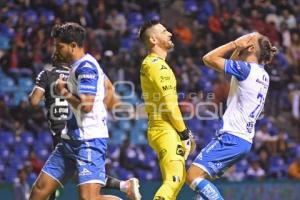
120, 180, 127, 193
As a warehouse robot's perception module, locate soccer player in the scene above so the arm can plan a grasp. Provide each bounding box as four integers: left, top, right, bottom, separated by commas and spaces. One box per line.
29, 54, 141, 200
139, 20, 196, 200
29, 22, 137, 200
186, 32, 277, 199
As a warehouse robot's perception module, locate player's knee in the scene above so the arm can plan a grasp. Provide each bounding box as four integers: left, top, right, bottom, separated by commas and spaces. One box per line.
165, 160, 186, 189
186, 165, 208, 185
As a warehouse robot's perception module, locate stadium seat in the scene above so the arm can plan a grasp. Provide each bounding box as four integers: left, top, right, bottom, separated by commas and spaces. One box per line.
184, 0, 198, 13
23, 9, 38, 23
110, 128, 127, 145
37, 131, 53, 147
0, 145, 10, 162
118, 120, 132, 131
13, 92, 28, 106
4, 167, 18, 183
0, 131, 15, 147
0, 159, 5, 173
18, 77, 33, 92
0, 35, 10, 50
20, 131, 34, 146
116, 167, 134, 180
42, 10, 55, 24
0, 77, 17, 93
14, 143, 30, 159
127, 12, 144, 27
130, 128, 147, 145
145, 12, 160, 21
34, 144, 50, 161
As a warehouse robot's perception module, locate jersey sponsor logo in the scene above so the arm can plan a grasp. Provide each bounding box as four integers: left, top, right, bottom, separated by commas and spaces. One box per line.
160, 65, 168, 70
81, 62, 94, 69
256, 78, 269, 88
154, 196, 165, 200
176, 144, 185, 157
78, 74, 96, 79
162, 85, 174, 91
79, 168, 92, 176
160, 76, 171, 82
246, 122, 254, 133
80, 85, 96, 89
159, 149, 167, 160
152, 58, 159, 63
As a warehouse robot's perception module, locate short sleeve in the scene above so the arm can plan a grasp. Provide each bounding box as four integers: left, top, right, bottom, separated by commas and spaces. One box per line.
75, 61, 99, 95
224, 59, 251, 81
35, 70, 47, 91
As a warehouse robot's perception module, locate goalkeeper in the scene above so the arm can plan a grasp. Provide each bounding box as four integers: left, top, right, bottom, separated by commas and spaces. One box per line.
139, 20, 196, 200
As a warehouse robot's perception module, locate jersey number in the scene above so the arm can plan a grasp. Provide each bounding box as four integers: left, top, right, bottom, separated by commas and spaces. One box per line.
249, 92, 264, 118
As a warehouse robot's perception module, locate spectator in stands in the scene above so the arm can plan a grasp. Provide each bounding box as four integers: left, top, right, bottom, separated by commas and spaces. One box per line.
13, 168, 30, 200
288, 156, 300, 180
246, 156, 266, 180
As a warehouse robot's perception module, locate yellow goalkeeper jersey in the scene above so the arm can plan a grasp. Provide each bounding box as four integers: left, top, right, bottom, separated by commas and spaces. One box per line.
140, 53, 185, 131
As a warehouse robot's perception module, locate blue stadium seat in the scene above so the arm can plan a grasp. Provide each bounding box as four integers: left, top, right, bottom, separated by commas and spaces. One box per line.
135, 169, 155, 180
127, 12, 144, 27
18, 77, 33, 92
20, 131, 34, 146
118, 120, 132, 131
42, 10, 55, 23
133, 119, 148, 131
145, 12, 160, 21
0, 35, 10, 50
0, 131, 15, 147
37, 131, 53, 147
0, 77, 17, 93
4, 167, 18, 183
110, 128, 127, 145
34, 144, 50, 161
13, 92, 28, 106
130, 128, 147, 145
0, 145, 10, 161
14, 143, 30, 159
0, 159, 5, 173
116, 167, 134, 180
24, 9, 38, 23
184, 0, 198, 13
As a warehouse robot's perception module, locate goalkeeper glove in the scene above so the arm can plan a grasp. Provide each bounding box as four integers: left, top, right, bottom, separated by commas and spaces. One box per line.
178, 129, 196, 160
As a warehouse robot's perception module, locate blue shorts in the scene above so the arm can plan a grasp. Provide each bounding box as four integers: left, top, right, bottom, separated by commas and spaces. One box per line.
42, 138, 108, 186
192, 133, 252, 178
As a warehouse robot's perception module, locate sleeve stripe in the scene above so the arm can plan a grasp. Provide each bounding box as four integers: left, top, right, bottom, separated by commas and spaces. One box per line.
34, 85, 45, 92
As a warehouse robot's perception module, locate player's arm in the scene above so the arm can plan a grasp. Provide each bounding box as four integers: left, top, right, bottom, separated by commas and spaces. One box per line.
56, 63, 99, 113
203, 32, 256, 72
29, 70, 47, 107
104, 76, 121, 111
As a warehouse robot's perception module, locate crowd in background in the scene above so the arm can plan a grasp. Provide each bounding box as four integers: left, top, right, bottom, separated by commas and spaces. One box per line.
0, 0, 300, 186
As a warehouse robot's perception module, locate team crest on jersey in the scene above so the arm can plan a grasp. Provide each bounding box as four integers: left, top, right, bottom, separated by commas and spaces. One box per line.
176, 145, 185, 157
152, 58, 159, 63
160, 65, 167, 70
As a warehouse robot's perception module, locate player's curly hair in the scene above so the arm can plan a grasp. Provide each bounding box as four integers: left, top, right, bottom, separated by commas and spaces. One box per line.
257, 36, 277, 64
139, 20, 160, 43
51, 22, 86, 47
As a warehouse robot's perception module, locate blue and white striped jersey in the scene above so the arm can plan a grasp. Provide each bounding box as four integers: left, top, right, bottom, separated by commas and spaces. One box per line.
219, 59, 269, 143
63, 53, 108, 140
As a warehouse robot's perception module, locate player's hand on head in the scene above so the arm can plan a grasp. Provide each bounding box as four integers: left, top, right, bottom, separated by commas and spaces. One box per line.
178, 129, 197, 160
234, 32, 257, 49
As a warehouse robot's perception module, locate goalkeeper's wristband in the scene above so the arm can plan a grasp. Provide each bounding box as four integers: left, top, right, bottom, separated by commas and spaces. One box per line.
178, 129, 190, 140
